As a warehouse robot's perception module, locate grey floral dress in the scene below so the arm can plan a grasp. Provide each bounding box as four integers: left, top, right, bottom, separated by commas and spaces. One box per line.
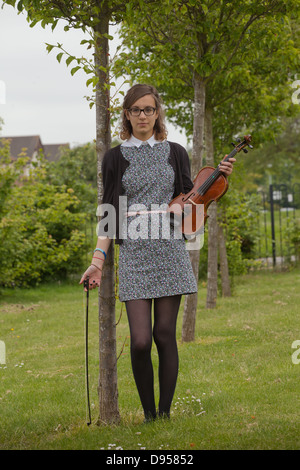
118, 140, 198, 302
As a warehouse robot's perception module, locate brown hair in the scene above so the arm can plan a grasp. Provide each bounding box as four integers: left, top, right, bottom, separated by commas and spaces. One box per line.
119, 84, 168, 141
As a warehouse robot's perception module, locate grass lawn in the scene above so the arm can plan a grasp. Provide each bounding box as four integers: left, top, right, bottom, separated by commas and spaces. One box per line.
0, 268, 299, 450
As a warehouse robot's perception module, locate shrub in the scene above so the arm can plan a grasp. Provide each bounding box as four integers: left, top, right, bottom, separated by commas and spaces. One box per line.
0, 181, 88, 287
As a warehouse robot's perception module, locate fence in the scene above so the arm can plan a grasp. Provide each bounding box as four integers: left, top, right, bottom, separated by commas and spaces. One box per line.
255, 183, 300, 268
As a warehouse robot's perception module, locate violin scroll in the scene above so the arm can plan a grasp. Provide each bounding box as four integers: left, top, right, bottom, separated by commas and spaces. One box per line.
234, 134, 253, 153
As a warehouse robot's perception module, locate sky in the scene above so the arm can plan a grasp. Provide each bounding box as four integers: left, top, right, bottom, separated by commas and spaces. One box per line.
0, 5, 187, 148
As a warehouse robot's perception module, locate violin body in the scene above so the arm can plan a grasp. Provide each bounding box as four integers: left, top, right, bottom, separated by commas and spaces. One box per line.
167, 135, 252, 237
168, 167, 228, 236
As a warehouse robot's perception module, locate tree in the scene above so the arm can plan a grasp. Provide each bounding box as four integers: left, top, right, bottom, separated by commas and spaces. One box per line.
113, 0, 300, 336
204, 107, 218, 308
1, 0, 154, 424
242, 114, 300, 191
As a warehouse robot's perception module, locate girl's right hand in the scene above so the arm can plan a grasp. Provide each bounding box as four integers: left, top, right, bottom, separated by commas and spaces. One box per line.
79, 264, 102, 291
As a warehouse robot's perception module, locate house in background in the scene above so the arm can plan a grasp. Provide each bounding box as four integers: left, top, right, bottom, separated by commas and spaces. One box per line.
43, 143, 70, 162
1, 135, 69, 175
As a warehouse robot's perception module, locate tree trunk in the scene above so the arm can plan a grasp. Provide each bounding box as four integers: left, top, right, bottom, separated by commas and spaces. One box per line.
205, 107, 218, 309
206, 202, 218, 308
94, 15, 120, 425
181, 73, 205, 342
218, 212, 231, 297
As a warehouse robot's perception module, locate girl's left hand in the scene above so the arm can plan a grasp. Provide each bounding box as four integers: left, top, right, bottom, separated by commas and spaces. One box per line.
219, 156, 236, 176
79, 264, 102, 291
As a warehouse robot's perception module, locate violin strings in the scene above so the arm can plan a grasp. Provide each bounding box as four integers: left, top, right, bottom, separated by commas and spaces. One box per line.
197, 168, 222, 195
197, 147, 239, 196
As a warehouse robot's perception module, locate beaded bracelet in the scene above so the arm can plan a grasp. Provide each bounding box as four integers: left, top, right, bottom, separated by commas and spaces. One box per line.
94, 248, 106, 259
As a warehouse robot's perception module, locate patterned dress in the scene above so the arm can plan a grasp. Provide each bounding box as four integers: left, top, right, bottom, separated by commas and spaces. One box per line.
118, 140, 198, 302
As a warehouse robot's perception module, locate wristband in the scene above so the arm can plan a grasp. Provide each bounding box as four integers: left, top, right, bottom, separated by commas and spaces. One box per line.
93, 248, 106, 259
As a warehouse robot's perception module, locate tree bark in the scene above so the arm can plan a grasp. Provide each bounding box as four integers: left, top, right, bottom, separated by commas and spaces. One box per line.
206, 202, 218, 308
94, 14, 120, 425
181, 73, 205, 342
218, 212, 231, 297
205, 107, 218, 309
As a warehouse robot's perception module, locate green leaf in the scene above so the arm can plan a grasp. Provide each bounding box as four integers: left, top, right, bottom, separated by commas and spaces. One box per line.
103, 34, 114, 40
86, 78, 94, 87
83, 65, 93, 74
2, 1, 16, 6
56, 52, 64, 63
202, 3, 208, 15
65, 56, 75, 67
180, 4, 187, 14
71, 66, 81, 76
51, 19, 58, 31
45, 43, 55, 54
29, 19, 39, 28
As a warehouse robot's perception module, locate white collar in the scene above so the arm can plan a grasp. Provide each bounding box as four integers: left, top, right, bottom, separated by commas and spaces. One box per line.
121, 134, 163, 148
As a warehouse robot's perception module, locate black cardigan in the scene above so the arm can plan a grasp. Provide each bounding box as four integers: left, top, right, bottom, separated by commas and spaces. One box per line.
101, 141, 193, 244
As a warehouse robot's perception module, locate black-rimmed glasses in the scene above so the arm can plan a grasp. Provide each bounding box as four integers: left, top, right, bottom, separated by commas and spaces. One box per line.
127, 106, 157, 116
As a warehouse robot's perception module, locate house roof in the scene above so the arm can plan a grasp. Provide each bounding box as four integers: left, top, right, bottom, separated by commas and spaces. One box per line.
1, 135, 69, 162
43, 143, 69, 162
2, 135, 43, 160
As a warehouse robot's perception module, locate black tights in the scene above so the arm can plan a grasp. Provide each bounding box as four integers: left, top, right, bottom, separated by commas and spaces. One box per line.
125, 295, 181, 420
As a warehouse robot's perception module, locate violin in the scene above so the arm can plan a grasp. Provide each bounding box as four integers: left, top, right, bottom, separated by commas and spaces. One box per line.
167, 135, 253, 237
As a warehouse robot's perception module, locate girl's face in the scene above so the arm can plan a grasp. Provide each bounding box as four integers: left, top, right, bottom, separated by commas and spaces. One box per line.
125, 94, 159, 141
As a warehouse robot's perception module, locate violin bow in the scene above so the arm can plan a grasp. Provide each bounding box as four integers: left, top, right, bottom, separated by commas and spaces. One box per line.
83, 276, 92, 426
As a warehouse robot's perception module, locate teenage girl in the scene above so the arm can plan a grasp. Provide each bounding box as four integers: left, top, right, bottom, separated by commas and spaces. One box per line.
80, 84, 235, 421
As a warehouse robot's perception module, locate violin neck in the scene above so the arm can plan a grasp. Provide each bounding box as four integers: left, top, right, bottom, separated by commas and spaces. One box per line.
197, 147, 238, 196
223, 147, 238, 163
